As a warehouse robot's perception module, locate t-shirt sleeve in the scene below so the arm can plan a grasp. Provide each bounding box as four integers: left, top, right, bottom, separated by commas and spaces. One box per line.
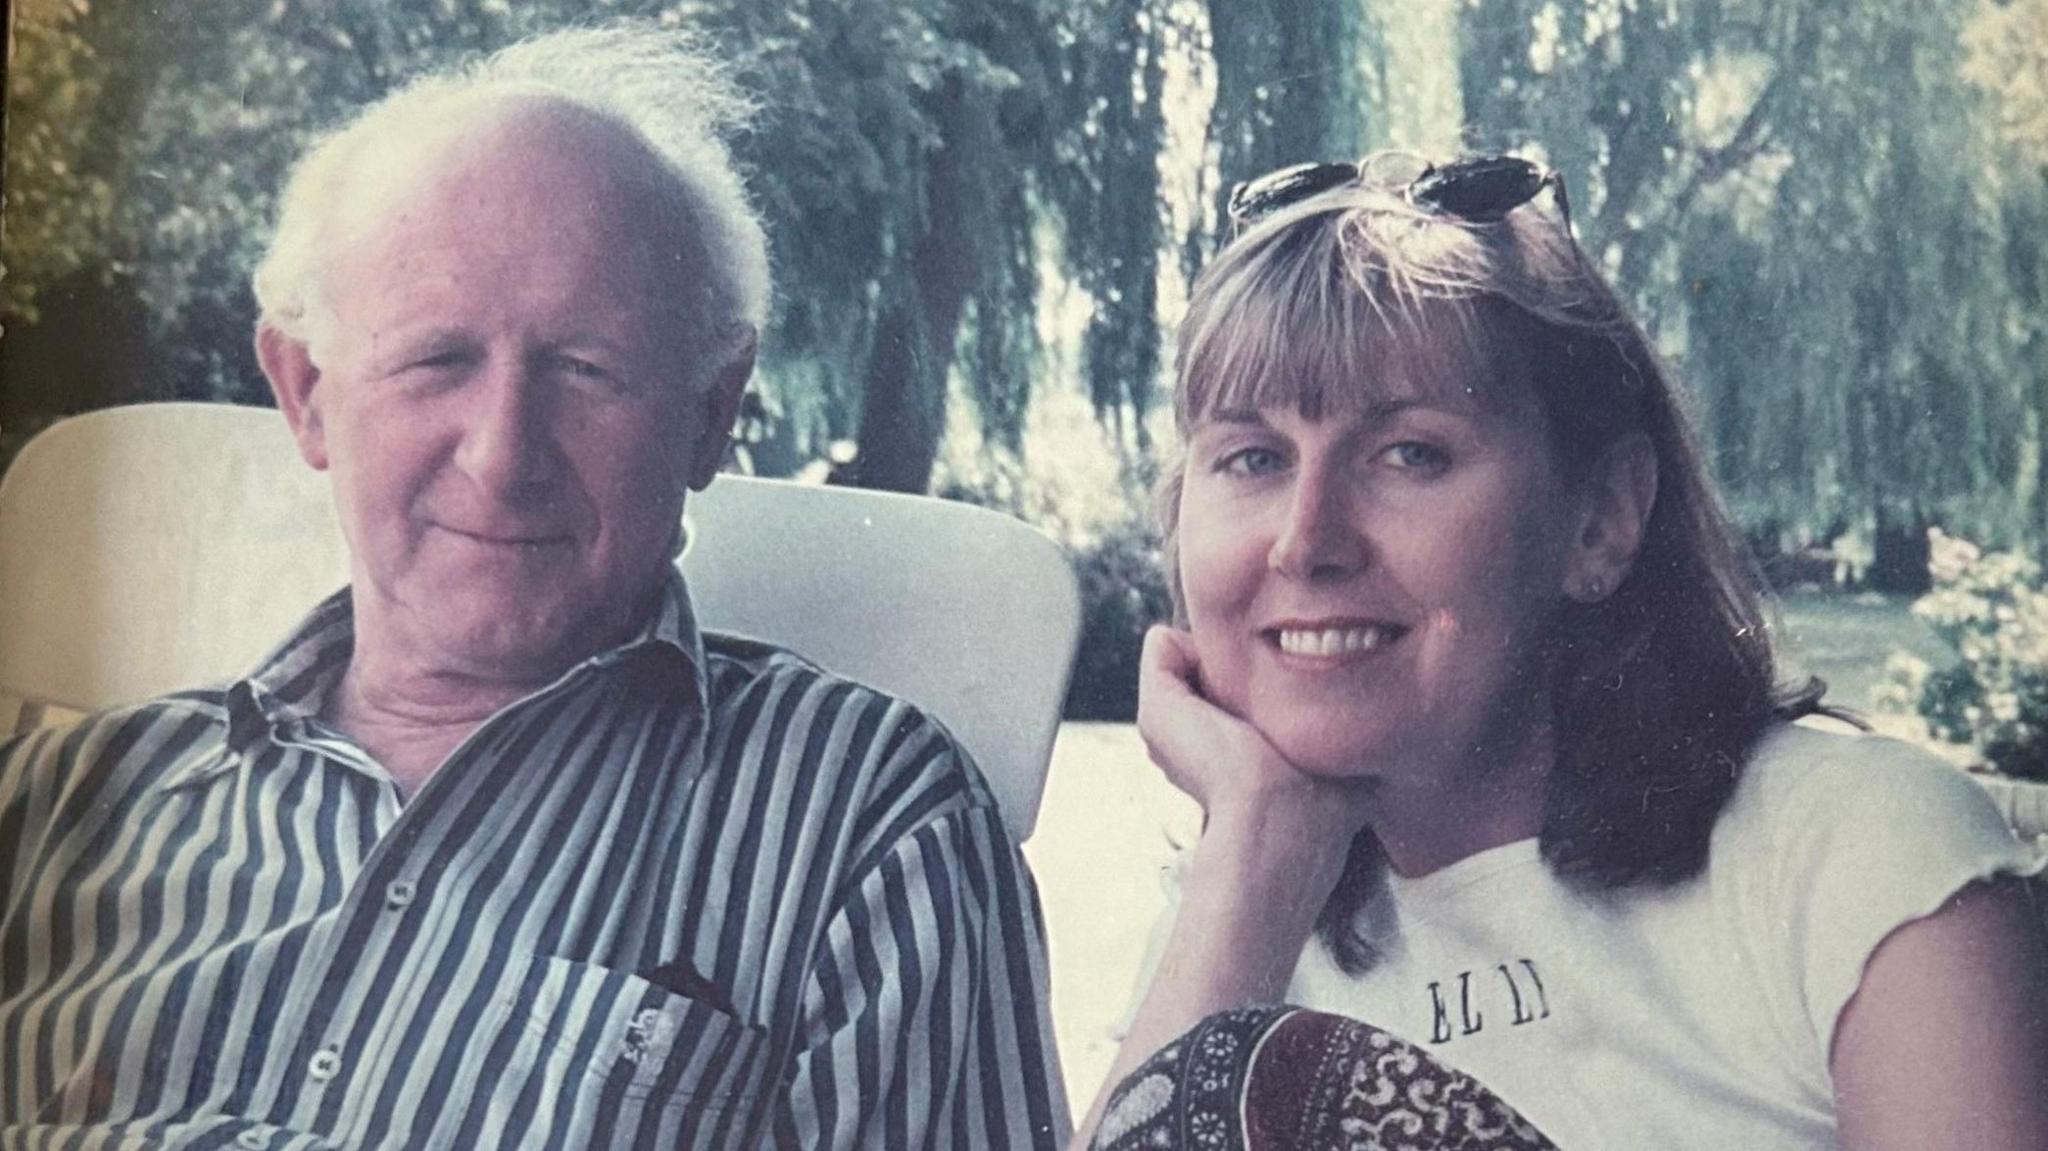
1744, 727, 2048, 1058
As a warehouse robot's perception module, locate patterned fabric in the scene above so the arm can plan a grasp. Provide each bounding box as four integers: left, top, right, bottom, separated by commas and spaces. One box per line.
1094, 1007, 1555, 1151
0, 572, 1068, 1149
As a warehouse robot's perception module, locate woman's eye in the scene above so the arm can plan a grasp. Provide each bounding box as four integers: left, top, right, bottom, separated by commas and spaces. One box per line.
1382, 441, 1451, 473
1218, 446, 1287, 477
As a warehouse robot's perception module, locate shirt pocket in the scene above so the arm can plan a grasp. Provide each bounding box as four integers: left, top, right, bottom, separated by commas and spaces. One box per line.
498, 955, 774, 1146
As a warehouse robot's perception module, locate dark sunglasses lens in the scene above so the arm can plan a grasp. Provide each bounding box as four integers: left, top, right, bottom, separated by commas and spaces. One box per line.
1228, 162, 1361, 223
1411, 156, 1547, 221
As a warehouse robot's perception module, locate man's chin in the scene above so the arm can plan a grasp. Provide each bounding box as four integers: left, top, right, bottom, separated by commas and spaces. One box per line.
359, 574, 659, 683
408, 609, 610, 685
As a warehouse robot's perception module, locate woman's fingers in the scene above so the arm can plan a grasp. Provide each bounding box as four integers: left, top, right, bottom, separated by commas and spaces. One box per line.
1136, 625, 1294, 808
1138, 624, 1268, 803
1136, 626, 1224, 796
1137, 626, 1380, 842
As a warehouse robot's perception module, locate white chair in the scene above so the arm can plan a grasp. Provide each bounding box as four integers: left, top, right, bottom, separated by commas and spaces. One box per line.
0, 402, 1080, 839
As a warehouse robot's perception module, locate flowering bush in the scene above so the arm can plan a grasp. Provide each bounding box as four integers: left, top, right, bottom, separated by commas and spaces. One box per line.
1885, 530, 2048, 780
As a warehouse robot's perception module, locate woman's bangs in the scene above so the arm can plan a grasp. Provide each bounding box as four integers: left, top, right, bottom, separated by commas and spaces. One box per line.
1180, 244, 1505, 426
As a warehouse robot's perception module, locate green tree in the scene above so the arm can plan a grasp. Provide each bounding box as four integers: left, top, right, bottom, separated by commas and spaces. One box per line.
1453, 0, 2042, 584
1, 0, 1105, 493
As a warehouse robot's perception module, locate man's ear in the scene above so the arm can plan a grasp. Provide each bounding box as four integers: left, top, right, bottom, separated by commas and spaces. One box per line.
256, 324, 331, 472
684, 326, 759, 492
1565, 433, 1658, 602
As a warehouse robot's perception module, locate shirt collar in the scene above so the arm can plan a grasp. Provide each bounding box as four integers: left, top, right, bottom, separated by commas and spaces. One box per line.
162, 568, 708, 792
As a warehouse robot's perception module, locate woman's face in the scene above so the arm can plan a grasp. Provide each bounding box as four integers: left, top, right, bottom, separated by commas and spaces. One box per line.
1175, 376, 1586, 786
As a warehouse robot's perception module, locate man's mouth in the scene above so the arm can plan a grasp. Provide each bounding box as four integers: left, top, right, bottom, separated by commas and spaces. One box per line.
440, 524, 569, 548
1268, 622, 1407, 658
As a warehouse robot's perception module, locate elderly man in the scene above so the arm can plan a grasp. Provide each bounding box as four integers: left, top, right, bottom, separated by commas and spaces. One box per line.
0, 26, 1067, 1149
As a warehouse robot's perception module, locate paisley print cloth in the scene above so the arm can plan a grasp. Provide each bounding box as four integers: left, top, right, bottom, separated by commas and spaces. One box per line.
1094, 1007, 1557, 1151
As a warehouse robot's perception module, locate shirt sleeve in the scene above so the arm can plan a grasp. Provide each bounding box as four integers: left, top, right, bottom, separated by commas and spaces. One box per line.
0, 726, 41, 920
1747, 727, 2048, 1057
0, 718, 83, 922
771, 795, 1071, 1149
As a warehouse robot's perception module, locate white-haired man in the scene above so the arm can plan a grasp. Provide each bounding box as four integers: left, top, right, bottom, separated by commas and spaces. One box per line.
0, 26, 1067, 1148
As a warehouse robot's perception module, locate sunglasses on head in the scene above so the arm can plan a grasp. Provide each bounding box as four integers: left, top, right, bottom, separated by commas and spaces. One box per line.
1226, 154, 1572, 233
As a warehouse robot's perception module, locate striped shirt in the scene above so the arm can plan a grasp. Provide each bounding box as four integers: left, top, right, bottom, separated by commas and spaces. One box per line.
0, 574, 1069, 1149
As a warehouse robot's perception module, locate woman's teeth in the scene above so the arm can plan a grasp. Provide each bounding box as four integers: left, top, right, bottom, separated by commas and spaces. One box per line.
1276, 625, 1395, 656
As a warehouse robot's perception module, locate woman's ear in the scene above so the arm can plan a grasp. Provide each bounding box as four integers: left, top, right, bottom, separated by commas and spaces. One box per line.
256, 324, 330, 472
1566, 433, 1658, 602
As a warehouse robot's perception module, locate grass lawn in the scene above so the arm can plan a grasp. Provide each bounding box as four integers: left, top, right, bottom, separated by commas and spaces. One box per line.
1775, 588, 1953, 718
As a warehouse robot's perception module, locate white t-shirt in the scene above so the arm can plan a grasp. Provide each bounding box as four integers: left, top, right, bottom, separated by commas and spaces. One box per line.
1283, 723, 2045, 1149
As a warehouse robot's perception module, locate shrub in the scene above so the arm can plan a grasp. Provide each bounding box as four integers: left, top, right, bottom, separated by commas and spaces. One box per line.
1061, 517, 1174, 719
1886, 530, 2048, 780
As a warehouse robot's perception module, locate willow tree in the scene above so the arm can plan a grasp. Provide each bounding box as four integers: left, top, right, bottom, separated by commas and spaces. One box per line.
1, 0, 1089, 494
1453, 0, 2040, 584
1736, 0, 2031, 584
1457, 0, 1808, 314
1961, 0, 2048, 558
1201, 0, 1377, 255
731, 0, 1066, 491
1029, 0, 1177, 451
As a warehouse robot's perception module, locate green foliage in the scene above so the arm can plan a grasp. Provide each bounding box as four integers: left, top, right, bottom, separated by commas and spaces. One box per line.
5, 0, 2048, 577
4, 3, 124, 325
1202, 0, 1373, 254
1886, 530, 2048, 780
1451, 0, 2048, 572
0, 0, 1110, 489
1040, 0, 1177, 436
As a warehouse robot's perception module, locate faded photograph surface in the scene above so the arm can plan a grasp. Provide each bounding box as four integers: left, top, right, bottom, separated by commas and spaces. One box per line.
3, 2, 2046, 1149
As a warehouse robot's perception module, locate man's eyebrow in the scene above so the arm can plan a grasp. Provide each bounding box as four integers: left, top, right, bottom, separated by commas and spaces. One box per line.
359, 326, 472, 371
373, 324, 468, 349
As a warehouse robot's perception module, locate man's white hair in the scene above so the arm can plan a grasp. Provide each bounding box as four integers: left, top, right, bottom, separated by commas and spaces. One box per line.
252, 23, 771, 350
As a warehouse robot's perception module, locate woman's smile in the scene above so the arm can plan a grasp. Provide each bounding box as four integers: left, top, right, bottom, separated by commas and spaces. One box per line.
1266, 619, 1408, 662
1178, 395, 1582, 785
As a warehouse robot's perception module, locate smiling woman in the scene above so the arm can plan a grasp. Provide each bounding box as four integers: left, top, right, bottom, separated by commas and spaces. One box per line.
1071, 153, 2048, 1151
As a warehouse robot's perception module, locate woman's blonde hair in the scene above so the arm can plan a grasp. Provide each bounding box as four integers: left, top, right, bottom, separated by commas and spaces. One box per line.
1161, 159, 1826, 973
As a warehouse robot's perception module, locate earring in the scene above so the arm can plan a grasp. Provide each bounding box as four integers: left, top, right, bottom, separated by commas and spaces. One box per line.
1578, 574, 1607, 601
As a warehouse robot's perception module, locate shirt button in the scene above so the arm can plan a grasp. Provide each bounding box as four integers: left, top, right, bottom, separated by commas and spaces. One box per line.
308, 1045, 343, 1081
236, 1129, 273, 1150
385, 880, 417, 910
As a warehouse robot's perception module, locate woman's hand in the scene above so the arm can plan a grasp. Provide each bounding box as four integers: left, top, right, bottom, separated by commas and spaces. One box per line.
1138, 625, 1375, 870
1072, 626, 1380, 1150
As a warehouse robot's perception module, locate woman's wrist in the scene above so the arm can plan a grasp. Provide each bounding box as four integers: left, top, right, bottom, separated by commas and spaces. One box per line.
1182, 814, 1349, 954
1203, 785, 1365, 877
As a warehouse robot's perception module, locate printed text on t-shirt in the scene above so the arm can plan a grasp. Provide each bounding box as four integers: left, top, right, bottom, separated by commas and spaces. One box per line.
1427, 959, 1550, 1043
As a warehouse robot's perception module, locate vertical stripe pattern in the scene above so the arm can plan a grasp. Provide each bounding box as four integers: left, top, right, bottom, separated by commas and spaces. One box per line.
0, 575, 1069, 1149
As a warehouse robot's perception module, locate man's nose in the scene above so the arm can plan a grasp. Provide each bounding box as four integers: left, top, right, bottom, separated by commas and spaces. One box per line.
453, 358, 561, 498
1268, 467, 1367, 580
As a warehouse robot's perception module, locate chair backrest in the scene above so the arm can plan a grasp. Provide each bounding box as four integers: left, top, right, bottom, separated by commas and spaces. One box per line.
0, 402, 1079, 838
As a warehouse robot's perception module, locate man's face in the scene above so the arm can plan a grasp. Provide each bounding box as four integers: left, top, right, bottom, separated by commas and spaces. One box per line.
272, 108, 746, 684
